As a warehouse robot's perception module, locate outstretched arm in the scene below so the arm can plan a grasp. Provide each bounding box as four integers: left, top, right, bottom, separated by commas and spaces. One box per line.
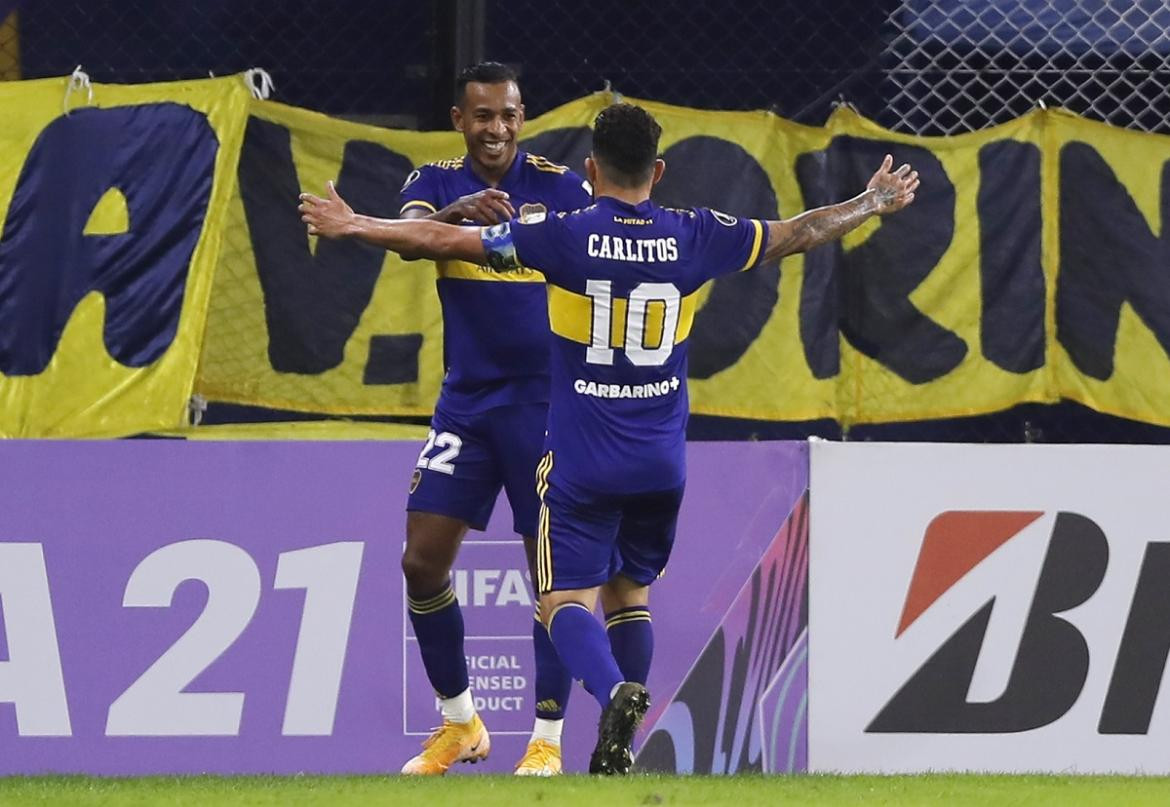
299, 181, 487, 263
405, 188, 516, 225
761, 154, 919, 262
398, 188, 513, 259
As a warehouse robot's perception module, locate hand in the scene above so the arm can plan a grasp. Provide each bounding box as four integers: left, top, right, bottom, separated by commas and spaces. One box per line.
866, 154, 919, 215
444, 188, 515, 225
298, 181, 354, 238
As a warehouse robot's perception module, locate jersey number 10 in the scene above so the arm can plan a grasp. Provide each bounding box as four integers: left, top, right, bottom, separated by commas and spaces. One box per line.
584, 280, 681, 367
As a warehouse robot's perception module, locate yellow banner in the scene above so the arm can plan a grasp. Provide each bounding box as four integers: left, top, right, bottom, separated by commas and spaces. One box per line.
195, 94, 603, 416
6, 79, 1170, 432
0, 76, 250, 437
199, 94, 1170, 425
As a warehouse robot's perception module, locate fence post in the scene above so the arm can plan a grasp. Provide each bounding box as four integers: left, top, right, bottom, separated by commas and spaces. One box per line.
427, 0, 485, 130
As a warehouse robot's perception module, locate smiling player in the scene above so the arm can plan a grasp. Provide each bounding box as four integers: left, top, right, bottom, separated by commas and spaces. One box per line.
300, 101, 918, 775
393, 63, 591, 777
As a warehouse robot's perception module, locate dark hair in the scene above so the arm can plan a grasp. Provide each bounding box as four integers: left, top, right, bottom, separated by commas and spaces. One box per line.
591, 103, 662, 187
455, 61, 519, 104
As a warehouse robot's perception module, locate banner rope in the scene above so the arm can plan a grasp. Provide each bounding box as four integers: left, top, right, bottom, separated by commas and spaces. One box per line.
243, 67, 275, 100
63, 65, 93, 116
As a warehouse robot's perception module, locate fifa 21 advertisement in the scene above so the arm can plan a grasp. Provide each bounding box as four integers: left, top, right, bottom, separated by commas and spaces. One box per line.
0, 439, 806, 775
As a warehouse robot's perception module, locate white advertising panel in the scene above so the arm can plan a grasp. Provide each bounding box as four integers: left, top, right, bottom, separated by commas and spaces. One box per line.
809, 441, 1170, 774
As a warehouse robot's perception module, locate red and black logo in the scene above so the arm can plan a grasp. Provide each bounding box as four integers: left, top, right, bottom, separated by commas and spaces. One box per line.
868, 510, 1170, 735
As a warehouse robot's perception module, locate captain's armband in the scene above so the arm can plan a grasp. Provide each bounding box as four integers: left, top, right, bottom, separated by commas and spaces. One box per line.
481, 222, 521, 272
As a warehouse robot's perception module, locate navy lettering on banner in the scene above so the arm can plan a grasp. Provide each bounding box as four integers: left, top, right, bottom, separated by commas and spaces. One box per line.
238, 117, 418, 379
0, 105, 217, 375
978, 140, 1045, 374
1057, 143, 1170, 380
651, 136, 780, 378
795, 137, 963, 383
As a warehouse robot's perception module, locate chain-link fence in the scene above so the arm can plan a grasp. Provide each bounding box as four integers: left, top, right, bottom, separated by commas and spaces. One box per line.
3, 0, 1170, 443
883, 0, 1170, 134
12, 1, 1169, 134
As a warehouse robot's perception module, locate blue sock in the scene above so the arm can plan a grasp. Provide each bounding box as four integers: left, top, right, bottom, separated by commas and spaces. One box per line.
547, 603, 624, 709
606, 606, 654, 684
532, 607, 573, 720
407, 582, 469, 699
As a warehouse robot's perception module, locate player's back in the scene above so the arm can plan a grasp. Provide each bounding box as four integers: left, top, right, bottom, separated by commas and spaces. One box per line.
507, 195, 765, 494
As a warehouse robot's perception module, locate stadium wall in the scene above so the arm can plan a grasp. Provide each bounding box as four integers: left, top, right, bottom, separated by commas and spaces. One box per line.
0, 439, 807, 775
6, 434, 1170, 774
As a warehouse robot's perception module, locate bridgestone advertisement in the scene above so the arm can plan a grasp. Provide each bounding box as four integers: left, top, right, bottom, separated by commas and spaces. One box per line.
809, 441, 1170, 774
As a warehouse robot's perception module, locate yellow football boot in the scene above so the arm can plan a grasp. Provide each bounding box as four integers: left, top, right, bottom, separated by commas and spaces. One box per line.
513, 739, 563, 776
400, 714, 491, 775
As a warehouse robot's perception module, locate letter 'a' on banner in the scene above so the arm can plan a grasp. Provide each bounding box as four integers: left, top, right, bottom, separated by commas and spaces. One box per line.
0, 76, 250, 438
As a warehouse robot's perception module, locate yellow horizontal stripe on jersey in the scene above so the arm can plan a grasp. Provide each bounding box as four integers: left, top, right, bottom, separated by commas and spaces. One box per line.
739, 219, 764, 272
547, 284, 698, 347
436, 259, 545, 283
400, 199, 437, 214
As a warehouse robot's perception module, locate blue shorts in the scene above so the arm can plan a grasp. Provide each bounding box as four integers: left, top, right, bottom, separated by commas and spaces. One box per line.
406, 402, 547, 537
535, 453, 685, 592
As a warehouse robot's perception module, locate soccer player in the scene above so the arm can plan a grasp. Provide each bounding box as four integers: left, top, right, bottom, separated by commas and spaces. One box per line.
299, 102, 918, 774
391, 62, 591, 776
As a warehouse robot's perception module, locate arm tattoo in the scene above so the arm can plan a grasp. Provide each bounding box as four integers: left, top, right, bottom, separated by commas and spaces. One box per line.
872, 184, 900, 208
783, 190, 878, 254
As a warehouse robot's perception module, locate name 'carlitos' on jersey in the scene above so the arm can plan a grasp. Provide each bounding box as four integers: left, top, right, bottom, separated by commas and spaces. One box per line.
586, 234, 679, 263
487, 196, 766, 494
398, 151, 591, 415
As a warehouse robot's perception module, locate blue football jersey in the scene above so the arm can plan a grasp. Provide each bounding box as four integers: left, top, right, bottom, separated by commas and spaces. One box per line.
500, 196, 767, 494
399, 151, 591, 414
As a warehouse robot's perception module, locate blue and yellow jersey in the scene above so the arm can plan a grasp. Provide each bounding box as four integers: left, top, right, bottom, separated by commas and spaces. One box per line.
399, 151, 591, 414
497, 196, 766, 494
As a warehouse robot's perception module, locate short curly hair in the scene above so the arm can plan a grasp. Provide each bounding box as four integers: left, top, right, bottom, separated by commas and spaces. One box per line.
591, 103, 662, 188
455, 61, 519, 105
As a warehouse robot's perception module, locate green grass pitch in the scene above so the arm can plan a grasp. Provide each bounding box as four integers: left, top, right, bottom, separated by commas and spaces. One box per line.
1, 774, 1169, 806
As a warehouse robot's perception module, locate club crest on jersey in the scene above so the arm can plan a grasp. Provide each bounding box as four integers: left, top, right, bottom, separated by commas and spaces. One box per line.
711, 209, 738, 226
519, 203, 547, 224
409, 469, 422, 494
400, 169, 421, 192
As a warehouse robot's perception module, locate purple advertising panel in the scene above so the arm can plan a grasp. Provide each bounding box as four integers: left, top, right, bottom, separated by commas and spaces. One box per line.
637, 493, 809, 774
0, 439, 806, 775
